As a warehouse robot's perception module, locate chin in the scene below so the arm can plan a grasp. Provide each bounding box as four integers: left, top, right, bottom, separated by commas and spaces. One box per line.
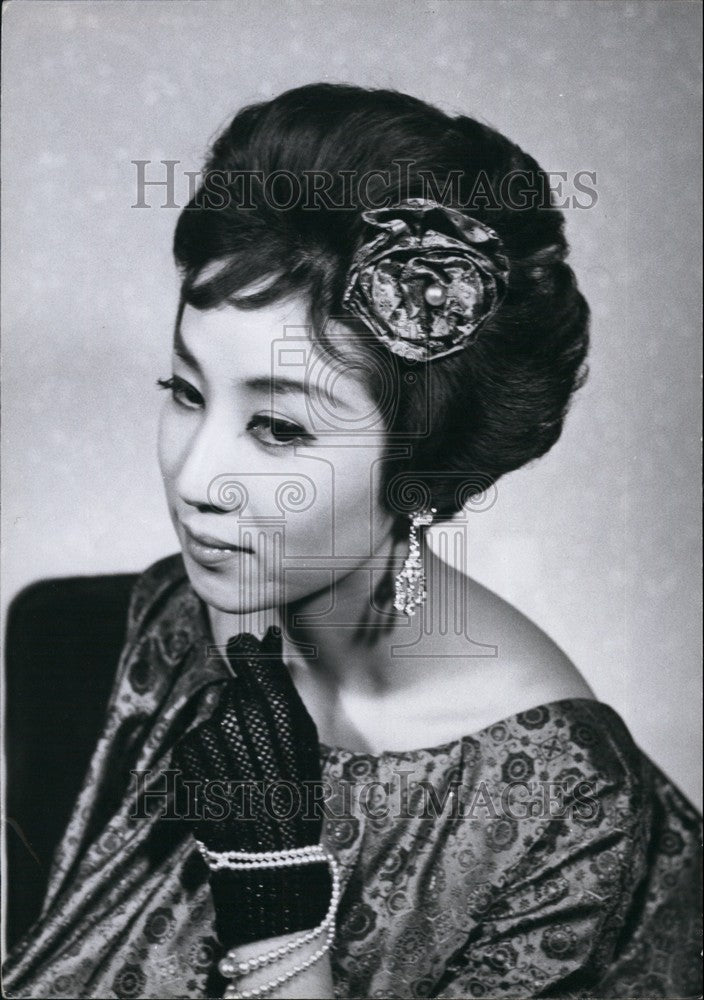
181, 554, 277, 613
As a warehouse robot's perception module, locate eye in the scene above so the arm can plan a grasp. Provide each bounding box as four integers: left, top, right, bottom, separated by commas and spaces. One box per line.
156, 375, 202, 410
247, 414, 315, 449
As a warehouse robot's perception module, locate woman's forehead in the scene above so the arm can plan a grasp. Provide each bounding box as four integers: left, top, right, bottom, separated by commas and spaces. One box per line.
176, 302, 374, 404
179, 298, 308, 349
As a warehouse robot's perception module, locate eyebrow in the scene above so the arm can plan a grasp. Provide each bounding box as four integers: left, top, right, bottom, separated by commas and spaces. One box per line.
173, 326, 356, 412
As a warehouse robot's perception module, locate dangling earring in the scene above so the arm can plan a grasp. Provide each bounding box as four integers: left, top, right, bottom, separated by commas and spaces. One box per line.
394, 507, 436, 616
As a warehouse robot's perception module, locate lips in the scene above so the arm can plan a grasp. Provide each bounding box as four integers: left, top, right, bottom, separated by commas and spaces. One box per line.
181, 522, 253, 566
182, 523, 252, 551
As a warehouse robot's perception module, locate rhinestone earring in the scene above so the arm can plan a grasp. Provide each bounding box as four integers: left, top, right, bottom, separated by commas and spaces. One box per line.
394, 507, 436, 616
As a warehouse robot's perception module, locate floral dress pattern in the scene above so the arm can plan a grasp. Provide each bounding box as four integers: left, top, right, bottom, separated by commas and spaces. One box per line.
3, 554, 702, 999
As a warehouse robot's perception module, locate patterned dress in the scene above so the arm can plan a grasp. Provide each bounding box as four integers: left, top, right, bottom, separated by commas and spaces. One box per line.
3, 554, 702, 999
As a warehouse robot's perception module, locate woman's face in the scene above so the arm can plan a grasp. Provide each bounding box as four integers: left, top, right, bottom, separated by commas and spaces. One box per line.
158, 297, 395, 613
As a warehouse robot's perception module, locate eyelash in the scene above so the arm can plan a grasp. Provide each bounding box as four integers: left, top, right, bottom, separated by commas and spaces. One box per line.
156, 376, 315, 449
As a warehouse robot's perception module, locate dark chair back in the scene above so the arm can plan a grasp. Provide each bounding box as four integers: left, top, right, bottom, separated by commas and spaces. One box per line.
4, 573, 137, 948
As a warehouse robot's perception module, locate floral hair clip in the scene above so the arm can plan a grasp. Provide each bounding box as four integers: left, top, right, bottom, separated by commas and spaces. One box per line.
342, 198, 510, 362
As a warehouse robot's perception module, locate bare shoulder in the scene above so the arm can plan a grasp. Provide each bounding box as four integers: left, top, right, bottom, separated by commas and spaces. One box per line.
301, 549, 597, 754
401, 551, 597, 738
459, 572, 596, 698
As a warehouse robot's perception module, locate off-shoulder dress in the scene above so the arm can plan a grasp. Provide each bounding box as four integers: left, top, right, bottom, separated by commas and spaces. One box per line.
4, 555, 701, 999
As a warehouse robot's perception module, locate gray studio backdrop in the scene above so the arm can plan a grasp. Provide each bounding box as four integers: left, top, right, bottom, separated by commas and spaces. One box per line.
1, 0, 701, 807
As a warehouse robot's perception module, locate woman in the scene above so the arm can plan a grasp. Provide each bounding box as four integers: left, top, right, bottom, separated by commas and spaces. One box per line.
4, 84, 701, 1000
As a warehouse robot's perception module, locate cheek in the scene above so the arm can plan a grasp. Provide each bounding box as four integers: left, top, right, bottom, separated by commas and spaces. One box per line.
157, 406, 183, 494
282, 449, 389, 559
334, 446, 388, 516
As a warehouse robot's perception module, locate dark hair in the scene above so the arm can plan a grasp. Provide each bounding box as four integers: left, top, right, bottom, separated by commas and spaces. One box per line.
174, 83, 589, 530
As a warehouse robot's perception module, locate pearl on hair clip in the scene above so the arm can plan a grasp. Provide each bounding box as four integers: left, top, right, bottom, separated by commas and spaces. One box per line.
424, 283, 447, 306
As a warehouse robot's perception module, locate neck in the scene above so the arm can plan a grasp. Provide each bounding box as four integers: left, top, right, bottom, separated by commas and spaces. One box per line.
207, 604, 283, 645
207, 528, 431, 694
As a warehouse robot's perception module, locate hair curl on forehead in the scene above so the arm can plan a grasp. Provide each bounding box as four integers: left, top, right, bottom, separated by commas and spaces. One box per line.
174, 83, 589, 527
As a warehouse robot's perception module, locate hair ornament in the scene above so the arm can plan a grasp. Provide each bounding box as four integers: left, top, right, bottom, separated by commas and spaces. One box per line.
342, 198, 509, 362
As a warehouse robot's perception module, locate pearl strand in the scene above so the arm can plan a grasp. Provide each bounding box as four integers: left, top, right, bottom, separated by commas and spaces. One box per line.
197, 841, 327, 871
218, 852, 342, 997
218, 855, 341, 978
222, 926, 334, 1000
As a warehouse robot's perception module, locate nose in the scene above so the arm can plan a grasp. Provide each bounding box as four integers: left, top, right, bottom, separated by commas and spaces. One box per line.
174, 411, 248, 514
